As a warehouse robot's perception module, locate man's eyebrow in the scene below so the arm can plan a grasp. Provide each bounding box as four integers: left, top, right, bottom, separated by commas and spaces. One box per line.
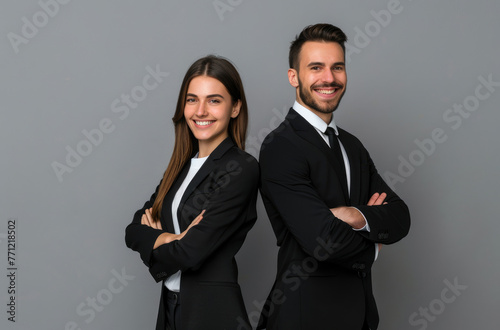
306, 61, 345, 67
307, 62, 325, 67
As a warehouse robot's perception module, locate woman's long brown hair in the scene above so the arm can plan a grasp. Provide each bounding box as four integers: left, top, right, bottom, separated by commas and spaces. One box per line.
151, 55, 248, 221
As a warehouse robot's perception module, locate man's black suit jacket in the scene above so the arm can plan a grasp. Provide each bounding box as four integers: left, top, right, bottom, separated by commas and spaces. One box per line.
125, 137, 259, 330
258, 109, 410, 330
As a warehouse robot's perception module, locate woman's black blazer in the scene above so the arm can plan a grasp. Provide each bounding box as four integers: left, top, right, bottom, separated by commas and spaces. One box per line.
125, 137, 259, 330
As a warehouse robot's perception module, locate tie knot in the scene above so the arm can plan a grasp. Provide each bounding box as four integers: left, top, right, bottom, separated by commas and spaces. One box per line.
325, 127, 337, 137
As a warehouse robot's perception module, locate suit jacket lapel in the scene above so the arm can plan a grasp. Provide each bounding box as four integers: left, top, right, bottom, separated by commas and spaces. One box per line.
177, 137, 235, 231
161, 163, 190, 234
287, 108, 350, 203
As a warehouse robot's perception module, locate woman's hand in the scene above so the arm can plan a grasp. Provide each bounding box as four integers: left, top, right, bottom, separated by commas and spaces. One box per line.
142, 208, 206, 249
141, 208, 162, 230
179, 210, 205, 240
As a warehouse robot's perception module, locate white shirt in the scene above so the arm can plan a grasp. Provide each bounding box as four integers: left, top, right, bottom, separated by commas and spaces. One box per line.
164, 155, 208, 292
293, 101, 378, 260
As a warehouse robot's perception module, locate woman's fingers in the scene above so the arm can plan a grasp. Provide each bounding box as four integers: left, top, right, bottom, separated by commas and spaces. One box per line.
143, 208, 162, 230
187, 210, 206, 230
193, 210, 205, 223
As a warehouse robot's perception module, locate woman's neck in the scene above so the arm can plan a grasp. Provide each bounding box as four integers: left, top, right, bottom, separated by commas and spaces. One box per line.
197, 135, 228, 158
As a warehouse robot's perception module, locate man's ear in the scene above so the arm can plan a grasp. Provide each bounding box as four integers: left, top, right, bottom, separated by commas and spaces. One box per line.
231, 100, 241, 118
288, 68, 299, 88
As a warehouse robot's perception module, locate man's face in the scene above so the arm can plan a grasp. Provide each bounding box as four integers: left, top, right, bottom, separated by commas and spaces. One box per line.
289, 41, 347, 122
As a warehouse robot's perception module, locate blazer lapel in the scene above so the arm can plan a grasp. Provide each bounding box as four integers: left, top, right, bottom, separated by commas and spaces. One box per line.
287, 108, 350, 203
176, 137, 235, 231
161, 163, 190, 234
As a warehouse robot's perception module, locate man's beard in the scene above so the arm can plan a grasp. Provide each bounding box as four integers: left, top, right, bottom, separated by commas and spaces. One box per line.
298, 79, 346, 114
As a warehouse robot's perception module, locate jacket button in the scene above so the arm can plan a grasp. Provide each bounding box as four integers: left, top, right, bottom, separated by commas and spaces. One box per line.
378, 232, 389, 240
358, 271, 367, 278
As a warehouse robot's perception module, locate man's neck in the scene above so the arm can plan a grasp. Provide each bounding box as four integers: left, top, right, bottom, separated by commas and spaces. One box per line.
295, 99, 332, 124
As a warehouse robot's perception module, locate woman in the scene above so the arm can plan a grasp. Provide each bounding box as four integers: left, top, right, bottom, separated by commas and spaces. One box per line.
125, 55, 258, 330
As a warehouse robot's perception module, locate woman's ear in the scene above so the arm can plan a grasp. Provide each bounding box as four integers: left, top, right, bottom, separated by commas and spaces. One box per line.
231, 100, 242, 118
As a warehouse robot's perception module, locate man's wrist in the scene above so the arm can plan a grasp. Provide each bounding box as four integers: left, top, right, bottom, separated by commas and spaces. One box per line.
349, 207, 369, 231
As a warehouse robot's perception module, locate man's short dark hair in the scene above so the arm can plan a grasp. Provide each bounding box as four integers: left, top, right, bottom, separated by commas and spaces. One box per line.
289, 23, 348, 69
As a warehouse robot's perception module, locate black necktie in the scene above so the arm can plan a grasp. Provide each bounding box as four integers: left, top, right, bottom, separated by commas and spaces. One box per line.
325, 127, 348, 198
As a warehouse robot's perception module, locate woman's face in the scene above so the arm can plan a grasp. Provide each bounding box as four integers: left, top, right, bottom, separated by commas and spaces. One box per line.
184, 76, 240, 156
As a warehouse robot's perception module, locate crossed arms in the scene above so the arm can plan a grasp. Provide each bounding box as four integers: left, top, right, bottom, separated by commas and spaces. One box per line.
259, 135, 410, 270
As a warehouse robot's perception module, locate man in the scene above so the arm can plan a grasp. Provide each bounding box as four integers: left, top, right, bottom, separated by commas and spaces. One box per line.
257, 24, 411, 330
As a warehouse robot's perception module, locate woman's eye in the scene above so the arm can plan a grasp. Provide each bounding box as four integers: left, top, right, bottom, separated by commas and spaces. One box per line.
209, 99, 221, 104
186, 98, 196, 103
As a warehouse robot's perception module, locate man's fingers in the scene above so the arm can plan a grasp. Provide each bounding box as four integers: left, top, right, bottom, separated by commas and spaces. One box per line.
367, 193, 380, 206
373, 194, 384, 205
375, 192, 387, 205
369, 192, 388, 206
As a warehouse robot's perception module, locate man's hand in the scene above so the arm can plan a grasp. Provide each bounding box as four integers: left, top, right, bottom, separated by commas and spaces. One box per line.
367, 192, 387, 206
330, 207, 366, 229
330, 192, 388, 229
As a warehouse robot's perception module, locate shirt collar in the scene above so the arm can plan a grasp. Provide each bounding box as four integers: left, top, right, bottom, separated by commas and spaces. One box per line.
293, 101, 339, 135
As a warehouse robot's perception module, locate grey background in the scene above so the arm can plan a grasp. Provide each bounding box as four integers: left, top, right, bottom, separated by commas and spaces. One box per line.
1, 0, 499, 329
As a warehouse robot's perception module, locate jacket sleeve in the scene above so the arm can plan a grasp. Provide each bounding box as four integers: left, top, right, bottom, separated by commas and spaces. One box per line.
148, 157, 259, 282
259, 136, 375, 270
354, 152, 411, 244
125, 182, 164, 267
